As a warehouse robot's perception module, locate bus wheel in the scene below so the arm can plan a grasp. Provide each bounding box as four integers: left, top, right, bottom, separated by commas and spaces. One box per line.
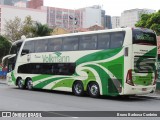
17, 79, 24, 89
26, 79, 33, 90
88, 82, 100, 98
73, 81, 84, 96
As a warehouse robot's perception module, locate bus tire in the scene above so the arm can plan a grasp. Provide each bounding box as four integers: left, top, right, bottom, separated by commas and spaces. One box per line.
17, 78, 25, 89
73, 81, 84, 96
26, 79, 33, 90
88, 82, 100, 98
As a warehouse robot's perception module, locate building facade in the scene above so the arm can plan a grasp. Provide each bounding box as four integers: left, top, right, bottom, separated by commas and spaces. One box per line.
105, 15, 112, 29
0, 0, 27, 6
111, 16, 120, 29
120, 9, 156, 27
47, 5, 105, 32
80, 5, 105, 28
28, 0, 43, 9
14, 1, 27, 8
47, 6, 83, 32
0, 5, 47, 34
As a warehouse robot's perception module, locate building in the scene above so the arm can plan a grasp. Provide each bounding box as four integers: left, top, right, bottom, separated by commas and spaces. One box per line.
47, 6, 83, 32
120, 8, 156, 27
0, 0, 27, 6
80, 5, 105, 28
111, 16, 120, 29
14, 1, 27, 8
47, 5, 105, 32
0, 5, 47, 34
28, 0, 43, 9
105, 15, 112, 29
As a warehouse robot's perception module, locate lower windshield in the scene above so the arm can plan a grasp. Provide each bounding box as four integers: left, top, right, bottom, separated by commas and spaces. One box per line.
132, 29, 157, 45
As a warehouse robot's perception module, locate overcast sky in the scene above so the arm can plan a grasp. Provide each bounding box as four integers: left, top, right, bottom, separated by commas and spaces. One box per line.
44, 0, 160, 16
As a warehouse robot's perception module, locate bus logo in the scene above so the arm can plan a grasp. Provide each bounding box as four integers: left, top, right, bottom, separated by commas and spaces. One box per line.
42, 52, 70, 63
55, 52, 62, 57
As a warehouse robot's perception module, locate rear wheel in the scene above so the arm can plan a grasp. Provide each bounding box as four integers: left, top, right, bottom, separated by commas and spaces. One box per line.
17, 79, 24, 89
88, 82, 100, 98
73, 81, 84, 96
26, 79, 33, 90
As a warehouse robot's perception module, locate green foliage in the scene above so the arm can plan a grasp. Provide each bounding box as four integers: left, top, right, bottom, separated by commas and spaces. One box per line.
32, 22, 53, 37
0, 36, 11, 63
135, 10, 160, 35
4, 16, 34, 42
4, 16, 53, 41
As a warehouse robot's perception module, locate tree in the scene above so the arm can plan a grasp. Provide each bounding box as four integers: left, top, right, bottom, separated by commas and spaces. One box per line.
4, 16, 34, 42
0, 36, 11, 63
22, 16, 34, 38
4, 16, 23, 42
32, 22, 53, 37
135, 10, 160, 35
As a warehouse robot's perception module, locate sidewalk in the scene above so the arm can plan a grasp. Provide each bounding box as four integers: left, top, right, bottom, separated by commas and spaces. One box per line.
0, 78, 7, 84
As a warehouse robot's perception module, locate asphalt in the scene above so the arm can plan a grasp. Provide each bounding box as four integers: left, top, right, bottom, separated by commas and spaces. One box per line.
0, 78, 6, 84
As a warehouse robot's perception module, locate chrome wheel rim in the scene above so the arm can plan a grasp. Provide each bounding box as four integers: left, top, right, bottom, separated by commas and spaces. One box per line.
18, 80, 23, 89
90, 84, 98, 96
75, 83, 82, 94
27, 80, 33, 90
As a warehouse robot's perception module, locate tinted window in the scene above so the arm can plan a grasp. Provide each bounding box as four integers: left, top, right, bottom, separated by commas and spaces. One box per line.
133, 29, 157, 45
98, 33, 110, 49
22, 41, 35, 54
35, 39, 48, 52
79, 35, 97, 50
18, 63, 76, 75
62, 37, 78, 51
48, 38, 62, 52
10, 45, 17, 54
110, 32, 124, 48
10, 41, 23, 54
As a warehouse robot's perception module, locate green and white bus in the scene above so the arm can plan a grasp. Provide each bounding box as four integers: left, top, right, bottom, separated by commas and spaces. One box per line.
6, 27, 157, 97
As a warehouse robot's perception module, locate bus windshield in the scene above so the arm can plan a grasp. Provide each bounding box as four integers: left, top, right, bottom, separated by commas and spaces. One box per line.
10, 40, 23, 55
132, 29, 157, 45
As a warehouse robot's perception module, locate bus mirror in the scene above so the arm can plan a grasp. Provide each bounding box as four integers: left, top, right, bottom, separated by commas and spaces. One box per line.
21, 50, 29, 56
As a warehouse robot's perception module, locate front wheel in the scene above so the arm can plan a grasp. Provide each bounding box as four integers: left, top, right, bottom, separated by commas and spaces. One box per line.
88, 82, 100, 98
17, 79, 25, 89
73, 81, 84, 96
26, 79, 33, 90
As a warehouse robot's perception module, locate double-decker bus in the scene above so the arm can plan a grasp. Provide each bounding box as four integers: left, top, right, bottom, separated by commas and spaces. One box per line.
6, 27, 157, 97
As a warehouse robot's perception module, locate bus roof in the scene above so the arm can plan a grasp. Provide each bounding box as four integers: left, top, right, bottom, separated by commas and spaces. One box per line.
23, 27, 132, 42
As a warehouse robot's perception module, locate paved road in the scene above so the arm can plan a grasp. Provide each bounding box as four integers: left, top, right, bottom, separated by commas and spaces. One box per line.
0, 83, 160, 120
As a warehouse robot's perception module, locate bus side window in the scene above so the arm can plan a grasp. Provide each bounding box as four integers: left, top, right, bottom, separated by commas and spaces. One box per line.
79, 35, 97, 50
110, 32, 124, 49
22, 41, 35, 55
48, 38, 62, 52
98, 33, 110, 49
35, 39, 48, 53
62, 36, 78, 51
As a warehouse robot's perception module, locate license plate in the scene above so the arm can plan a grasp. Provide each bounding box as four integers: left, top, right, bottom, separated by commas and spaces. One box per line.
142, 88, 147, 91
